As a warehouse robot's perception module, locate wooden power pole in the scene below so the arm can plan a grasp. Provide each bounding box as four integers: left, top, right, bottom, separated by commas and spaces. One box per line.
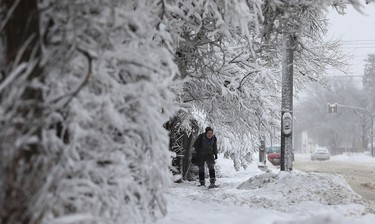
280, 34, 295, 171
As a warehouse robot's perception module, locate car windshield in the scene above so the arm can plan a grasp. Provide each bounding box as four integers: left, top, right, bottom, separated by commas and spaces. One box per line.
266, 146, 280, 153
315, 148, 328, 153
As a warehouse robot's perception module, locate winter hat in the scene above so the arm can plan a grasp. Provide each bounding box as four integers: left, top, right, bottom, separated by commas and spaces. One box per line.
205, 127, 213, 133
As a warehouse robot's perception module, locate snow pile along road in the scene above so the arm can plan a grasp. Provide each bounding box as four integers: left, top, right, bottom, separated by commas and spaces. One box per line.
155, 156, 375, 224
237, 171, 365, 213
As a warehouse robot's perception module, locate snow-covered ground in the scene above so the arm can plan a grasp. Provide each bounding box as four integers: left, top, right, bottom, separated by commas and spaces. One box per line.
155, 154, 375, 224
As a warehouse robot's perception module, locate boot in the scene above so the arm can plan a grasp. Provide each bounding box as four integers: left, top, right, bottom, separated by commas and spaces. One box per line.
208, 179, 216, 189
208, 169, 217, 188
198, 181, 205, 187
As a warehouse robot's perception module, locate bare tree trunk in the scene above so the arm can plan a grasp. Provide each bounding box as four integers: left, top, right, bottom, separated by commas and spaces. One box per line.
0, 0, 44, 223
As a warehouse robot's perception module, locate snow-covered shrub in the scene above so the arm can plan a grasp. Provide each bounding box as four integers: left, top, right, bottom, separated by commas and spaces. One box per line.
38, 0, 178, 223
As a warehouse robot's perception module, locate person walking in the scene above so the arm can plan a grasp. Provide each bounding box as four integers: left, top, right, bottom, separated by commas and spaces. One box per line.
193, 126, 218, 188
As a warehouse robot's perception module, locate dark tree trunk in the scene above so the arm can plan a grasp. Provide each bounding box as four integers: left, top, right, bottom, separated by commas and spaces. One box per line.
182, 128, 198, 181
0, 0, 44, 223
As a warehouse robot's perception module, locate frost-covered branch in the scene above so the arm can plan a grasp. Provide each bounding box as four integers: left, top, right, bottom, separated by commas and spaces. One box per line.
49, 46, 94, 108
0, 62, 28, 93
237, 70, 260, 91
0, 0, 20, 33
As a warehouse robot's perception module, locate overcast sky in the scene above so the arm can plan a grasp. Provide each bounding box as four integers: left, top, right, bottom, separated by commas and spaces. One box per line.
326, 4, 375, 77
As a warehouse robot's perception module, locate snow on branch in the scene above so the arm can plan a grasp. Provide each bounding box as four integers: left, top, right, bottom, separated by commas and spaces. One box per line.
48, 46, 94, 109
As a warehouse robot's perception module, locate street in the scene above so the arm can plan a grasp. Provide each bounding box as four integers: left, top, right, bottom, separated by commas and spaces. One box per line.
294, 154, 375, 201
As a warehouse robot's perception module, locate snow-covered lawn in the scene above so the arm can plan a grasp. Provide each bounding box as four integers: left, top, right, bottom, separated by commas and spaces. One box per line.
155, 154, 375, 224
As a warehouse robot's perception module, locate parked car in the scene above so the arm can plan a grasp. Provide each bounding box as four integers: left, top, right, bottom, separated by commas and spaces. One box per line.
311, 147, 330, 161
266, 146, 281, 166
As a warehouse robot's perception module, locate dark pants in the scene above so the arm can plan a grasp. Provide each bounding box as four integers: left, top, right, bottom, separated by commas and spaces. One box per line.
197, 154, 216, 184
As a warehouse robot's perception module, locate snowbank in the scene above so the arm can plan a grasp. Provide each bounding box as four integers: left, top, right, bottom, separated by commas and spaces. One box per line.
155, 155, 375, 224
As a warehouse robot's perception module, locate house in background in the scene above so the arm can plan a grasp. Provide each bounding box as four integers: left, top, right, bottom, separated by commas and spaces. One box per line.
300, 131, 316, 154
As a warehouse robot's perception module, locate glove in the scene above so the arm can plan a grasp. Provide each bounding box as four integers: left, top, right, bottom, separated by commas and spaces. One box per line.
214, 154, 218, 160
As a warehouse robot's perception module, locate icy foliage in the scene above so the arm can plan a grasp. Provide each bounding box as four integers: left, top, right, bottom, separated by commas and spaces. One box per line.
38, 0, 177, 223
163, 0, 352, 170
147, 0, 371, 170
162, 1, 281, 169
0, 0, 49, 223
260, 0, 356, 90
0, 61, 48, 224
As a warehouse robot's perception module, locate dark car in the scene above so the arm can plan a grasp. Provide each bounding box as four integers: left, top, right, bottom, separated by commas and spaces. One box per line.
266, 146, 281, 166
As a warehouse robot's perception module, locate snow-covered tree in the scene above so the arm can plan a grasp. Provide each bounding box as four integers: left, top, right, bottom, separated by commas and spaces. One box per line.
161, 0, 284, 169
163, 0, 360, 169
2, 0, 375, 223
260, 0, 358, 89
1, 0, 178, 223
38, 1, 179, 223
363, 53, 375, 112
0, 0, 46, 223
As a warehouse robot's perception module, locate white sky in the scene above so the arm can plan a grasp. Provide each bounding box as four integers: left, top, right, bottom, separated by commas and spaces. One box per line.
326, 4, 375, 77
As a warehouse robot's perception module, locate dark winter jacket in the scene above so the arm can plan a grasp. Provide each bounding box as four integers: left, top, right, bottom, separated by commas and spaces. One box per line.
193, 133, 218, 156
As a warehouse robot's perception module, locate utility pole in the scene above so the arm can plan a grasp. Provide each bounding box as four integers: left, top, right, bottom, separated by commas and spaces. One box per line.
280, 34, 295, 171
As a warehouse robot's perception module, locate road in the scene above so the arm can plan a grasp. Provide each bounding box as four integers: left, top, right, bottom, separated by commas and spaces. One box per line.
293, 154, 375, 201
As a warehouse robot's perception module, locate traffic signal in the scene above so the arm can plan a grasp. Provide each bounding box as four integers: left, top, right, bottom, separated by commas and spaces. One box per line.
328, 103, 337, 114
